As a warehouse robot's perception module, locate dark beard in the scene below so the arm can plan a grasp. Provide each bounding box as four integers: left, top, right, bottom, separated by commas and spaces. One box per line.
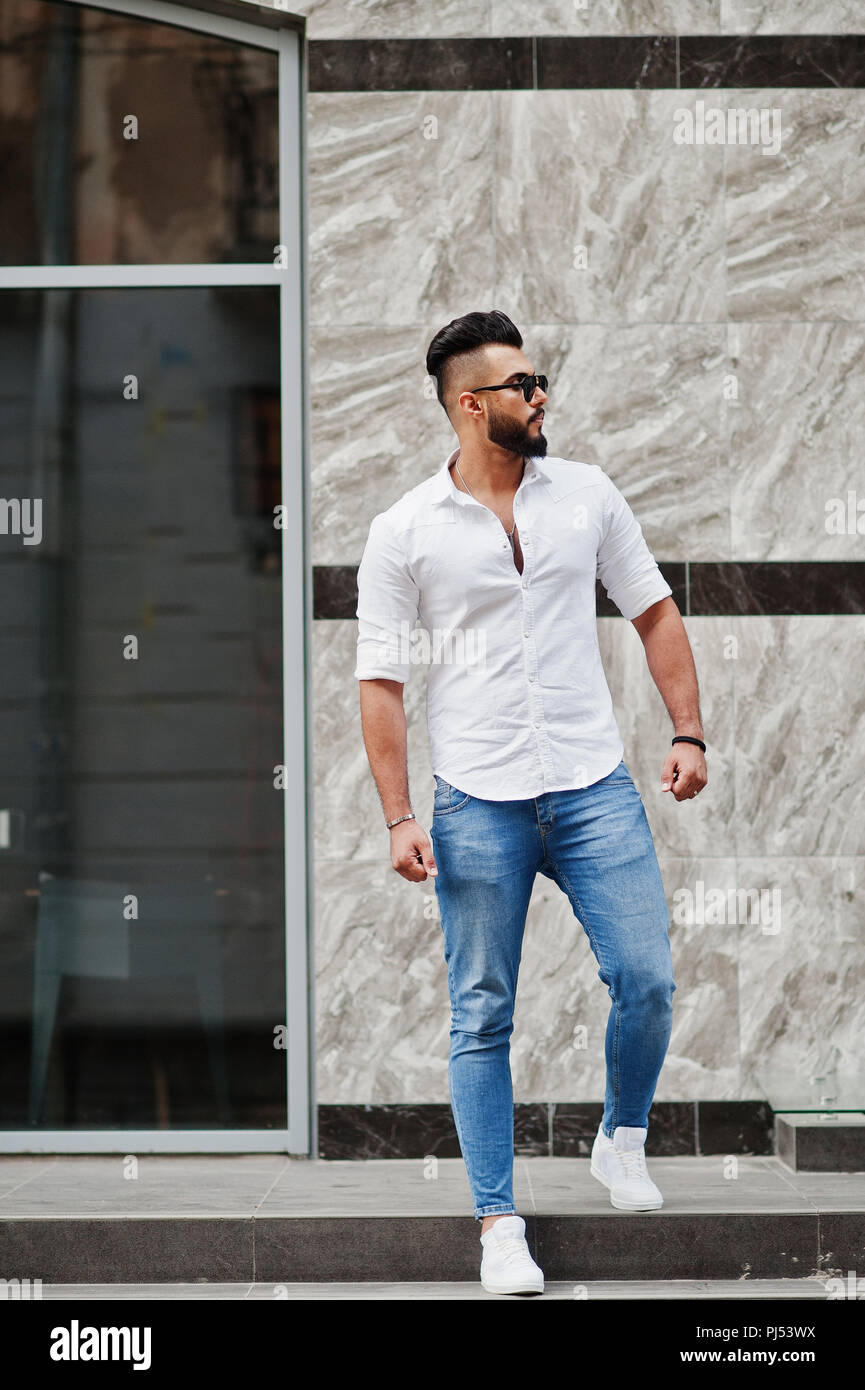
486, 407, 548, 458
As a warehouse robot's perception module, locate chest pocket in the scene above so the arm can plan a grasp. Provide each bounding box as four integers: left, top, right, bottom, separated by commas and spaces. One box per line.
401, 508, 466, 589
535, 480, 604, 574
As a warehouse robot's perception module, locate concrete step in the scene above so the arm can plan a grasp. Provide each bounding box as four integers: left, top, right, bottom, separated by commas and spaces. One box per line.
1, 1155, 863, 1284
777, 1114, 865, 1171
19, 1278, 840, 1300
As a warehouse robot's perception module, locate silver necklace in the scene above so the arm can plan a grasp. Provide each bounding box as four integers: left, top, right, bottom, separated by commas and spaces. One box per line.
454, 459, 518, 545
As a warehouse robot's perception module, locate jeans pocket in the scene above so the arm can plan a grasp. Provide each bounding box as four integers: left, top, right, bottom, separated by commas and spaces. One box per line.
432, 776, 472, 815
605, 759, 632, 783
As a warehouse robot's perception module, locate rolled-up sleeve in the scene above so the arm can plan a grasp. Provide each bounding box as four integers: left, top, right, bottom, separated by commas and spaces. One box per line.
596, 472, 672, 621
354, 512, 420, 683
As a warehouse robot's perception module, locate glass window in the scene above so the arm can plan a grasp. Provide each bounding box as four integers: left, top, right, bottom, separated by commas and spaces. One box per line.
0, 286, 287, 1128
0, 0, 279, 265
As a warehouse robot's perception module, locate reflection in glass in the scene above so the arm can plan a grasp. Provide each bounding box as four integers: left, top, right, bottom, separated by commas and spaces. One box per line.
0, 0, 279, 265
0, 287, 286, 1128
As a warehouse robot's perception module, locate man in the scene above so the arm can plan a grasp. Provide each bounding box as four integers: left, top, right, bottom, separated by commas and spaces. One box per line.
354, 309, 707, 1296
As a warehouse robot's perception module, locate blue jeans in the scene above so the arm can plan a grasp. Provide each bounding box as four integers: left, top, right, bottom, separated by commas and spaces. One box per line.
429, 759, 676, 1221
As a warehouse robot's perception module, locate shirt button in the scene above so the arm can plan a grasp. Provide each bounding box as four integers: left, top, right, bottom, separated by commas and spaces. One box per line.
521, 581, 528, 590
528, 674, 535, 682
534, 721, 541, 729
523, 632, 530, 638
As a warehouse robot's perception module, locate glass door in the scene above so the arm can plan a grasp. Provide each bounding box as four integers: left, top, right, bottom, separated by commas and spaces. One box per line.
0, 0, 310, 1151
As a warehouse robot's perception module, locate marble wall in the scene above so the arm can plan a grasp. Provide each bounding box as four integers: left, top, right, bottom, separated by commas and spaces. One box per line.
261, 2, 865, 1110
261, 2, 865, 39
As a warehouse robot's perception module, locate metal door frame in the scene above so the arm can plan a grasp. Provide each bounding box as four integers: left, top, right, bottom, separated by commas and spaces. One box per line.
0, 0, 314, 1154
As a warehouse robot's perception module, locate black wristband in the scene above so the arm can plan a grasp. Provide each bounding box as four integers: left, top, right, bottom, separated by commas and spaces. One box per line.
672, 735, 706, 753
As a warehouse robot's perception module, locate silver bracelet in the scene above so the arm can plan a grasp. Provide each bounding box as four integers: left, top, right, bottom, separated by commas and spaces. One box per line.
386, 812, 415, 830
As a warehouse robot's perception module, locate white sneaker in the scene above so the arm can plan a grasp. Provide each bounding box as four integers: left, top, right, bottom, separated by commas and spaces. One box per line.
590, 1123, 663, 1210
479, 1214, 544, 1295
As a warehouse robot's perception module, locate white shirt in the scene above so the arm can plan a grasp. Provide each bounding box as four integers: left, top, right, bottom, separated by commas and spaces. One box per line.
354, 446, 672, 800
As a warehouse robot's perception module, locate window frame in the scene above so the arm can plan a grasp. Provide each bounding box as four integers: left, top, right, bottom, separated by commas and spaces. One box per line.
0, 0, 313, 1156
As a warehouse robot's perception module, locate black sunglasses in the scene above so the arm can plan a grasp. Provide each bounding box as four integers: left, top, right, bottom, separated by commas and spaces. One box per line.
469, 374, 548, 403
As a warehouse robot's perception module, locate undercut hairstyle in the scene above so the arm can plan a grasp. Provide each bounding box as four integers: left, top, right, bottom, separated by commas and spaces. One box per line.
425, 310, 523, 420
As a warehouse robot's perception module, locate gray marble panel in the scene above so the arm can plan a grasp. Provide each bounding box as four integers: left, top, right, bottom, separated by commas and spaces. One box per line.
249, 0, 861, 38
728, 324, 865, 561
312, 323, 730, 565
314, 827, 743, 1104
529, 325, 729, 560
314, 857, 451, 1102
492, 1, 720, 36
721, 1, 865, 33
260, 0, 491, 39
600, 616, 735, 858
731, 618, 865, 857
308, 92, 494, 326
494, 91, 726, 324
513, 854, 739, 1100
510, 871, 617, 1102
303, 42, 864, 1114
315, 616, 863, 1102
313, 619, 434, 863
725, 90, 865, 322
310, 323, 451, 565
738, 856, 865, 1094
658, 858, 742, 1100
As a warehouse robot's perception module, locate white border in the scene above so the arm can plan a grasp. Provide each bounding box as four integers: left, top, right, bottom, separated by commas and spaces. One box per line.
0, 0, 311, 1155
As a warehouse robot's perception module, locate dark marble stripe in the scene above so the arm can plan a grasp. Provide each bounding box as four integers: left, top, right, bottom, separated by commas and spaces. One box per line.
688, 561, 865, 615
309, 38, 534, 93
318, 1100, 774, 1158
317, 1103, 461, 1159
678, 35, 865, 89
315, 562, 865, 619
537, 35, 677, 89
697, 1099, 774, 1156
553, 1100, 698, 1156
514, 1103, 550, 1157
317, 1102, 546, 1159
309, 36, 865, 93
314, 564, 358, 620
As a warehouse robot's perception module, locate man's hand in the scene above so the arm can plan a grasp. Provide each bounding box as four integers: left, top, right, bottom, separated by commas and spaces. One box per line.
390, 820, 438, 882
661, 743, 707, 801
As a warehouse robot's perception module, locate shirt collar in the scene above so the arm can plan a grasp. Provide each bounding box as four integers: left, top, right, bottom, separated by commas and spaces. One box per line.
428, 447, 549, 505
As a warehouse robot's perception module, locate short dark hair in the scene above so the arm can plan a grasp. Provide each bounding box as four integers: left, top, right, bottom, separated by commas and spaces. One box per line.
425, 309, 523, 419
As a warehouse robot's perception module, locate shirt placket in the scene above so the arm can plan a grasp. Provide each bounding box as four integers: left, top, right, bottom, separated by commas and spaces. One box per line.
513, 474, 557, 792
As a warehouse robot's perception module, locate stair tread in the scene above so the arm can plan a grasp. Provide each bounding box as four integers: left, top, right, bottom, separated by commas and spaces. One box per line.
29, 1278, 837, 1300
1, 1155, 863, 1217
